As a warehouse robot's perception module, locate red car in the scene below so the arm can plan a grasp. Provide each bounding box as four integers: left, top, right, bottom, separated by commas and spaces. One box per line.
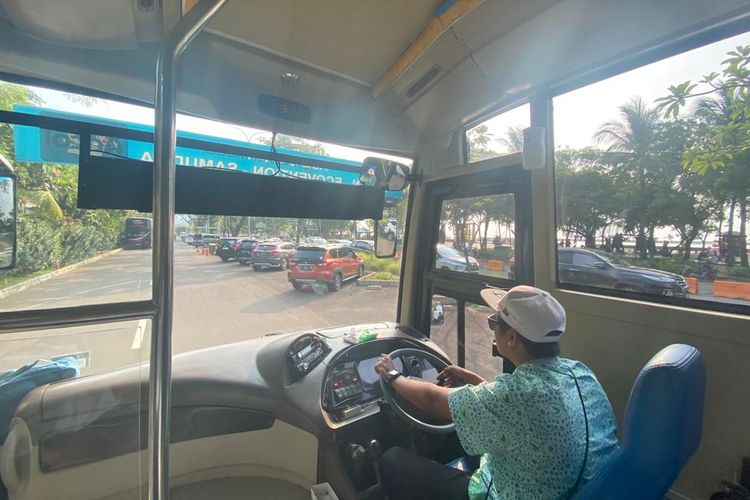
288, 245, 365, 292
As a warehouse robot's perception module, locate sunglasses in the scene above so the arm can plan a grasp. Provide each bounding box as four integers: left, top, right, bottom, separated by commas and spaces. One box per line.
487, 313, 499, 331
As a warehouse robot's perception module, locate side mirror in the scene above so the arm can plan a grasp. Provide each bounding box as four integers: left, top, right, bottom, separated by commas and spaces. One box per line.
0, 155, 17, 270
594, 261, 608, 269
431, 301, 444, 325
360, 157, 411, 191
374, 220, 397, 258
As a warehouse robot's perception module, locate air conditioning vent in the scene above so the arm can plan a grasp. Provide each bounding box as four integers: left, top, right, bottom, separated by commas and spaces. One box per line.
138, 0, 154, 11
405, 65, 442, 98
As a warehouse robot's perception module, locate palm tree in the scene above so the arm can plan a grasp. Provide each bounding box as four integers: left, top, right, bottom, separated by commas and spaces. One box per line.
499, 125, 525, 153
594, 97, 662, 258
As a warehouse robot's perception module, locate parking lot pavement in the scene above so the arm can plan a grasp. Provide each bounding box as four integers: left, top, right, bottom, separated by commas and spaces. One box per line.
0, 244, 400, 375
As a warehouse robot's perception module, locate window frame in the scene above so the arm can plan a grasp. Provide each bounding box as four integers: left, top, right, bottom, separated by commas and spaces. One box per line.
414, 162, 535, 342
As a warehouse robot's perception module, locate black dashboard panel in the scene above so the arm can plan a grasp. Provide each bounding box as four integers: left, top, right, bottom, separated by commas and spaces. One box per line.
286, 333, 331, 383
321, 338, 448, 422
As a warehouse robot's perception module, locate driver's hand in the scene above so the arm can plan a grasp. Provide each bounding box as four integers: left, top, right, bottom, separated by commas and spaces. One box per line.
437, 366, 484, 387
374, 354, 395, 380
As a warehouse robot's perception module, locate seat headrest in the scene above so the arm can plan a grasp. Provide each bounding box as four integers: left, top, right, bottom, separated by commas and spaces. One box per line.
623, 344, 706, 471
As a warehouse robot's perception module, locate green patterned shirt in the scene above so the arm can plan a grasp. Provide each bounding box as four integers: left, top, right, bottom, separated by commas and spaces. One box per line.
447, 357, 618, 500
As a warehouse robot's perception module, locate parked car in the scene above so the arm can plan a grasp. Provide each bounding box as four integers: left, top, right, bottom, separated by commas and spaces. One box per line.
382, 219, 399, 241
185, 234, 194, 245
237, 239, 260, 265
303, 237, 328, 245
288, 245, 365, 292
216, 238, 240, 261
329, 239, 352, 247
202, 234, 221, 246
349, 240, 374, 253
189, 233, 220, 246
435, 245, 479, 272
558, 247, 688, 296
251, 242, 296, 271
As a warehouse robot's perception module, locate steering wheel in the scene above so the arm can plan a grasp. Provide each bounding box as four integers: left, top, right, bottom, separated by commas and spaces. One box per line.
379, 348, 455, 434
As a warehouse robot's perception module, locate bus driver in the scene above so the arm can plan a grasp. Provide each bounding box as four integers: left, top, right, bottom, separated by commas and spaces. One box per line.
374, 285, 618, 500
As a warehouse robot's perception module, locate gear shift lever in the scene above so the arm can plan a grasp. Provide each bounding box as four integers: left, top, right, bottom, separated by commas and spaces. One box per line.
366, 439, 383, 461
366, 439, 383, 484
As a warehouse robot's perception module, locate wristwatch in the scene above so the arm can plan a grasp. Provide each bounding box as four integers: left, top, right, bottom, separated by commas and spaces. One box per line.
386, 369, 402, 384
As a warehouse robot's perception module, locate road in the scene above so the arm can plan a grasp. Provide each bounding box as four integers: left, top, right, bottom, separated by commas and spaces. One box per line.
0, 245, 399, 375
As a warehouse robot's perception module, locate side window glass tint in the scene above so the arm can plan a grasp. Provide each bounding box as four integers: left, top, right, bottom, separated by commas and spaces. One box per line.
558, 250, 573, 264
572, 253, 600, 267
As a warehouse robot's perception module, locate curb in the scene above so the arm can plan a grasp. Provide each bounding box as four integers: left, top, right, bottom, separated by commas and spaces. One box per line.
0, 248, 124, 298
356, 272, 400, 288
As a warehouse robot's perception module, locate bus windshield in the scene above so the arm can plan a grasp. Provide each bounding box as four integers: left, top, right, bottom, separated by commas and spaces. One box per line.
0, 80, 409, 376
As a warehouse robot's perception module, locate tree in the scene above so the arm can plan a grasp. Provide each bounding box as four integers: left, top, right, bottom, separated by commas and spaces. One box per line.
499, 125, 524, 153
466, 125, 496, 162
593, 97, 682, 258
1, 83, 138, 276
555, 149, 619, 248
657, 45, 750, 265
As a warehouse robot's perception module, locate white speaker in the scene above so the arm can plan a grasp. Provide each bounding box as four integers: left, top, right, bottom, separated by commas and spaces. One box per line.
522, 127, 546, 170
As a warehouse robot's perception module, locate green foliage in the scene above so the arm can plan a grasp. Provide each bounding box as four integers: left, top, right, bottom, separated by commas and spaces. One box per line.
626, 257, 687, 275
0, 83, 129, 282
367, 271, 400, 281
725, 265, 750, 279
474, 246, 513, 261
15, 217, 62, 273
359, 252, 401, 275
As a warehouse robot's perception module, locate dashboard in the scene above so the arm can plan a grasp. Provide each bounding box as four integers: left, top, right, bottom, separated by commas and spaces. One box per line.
2, 322, 451, 492
317, 336, 445, 424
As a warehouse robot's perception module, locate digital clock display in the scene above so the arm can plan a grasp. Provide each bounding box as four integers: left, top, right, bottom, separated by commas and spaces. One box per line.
258, 95, 311, 124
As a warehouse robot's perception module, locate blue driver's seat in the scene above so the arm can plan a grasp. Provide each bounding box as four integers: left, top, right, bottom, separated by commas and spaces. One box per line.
573, 343, 706, 499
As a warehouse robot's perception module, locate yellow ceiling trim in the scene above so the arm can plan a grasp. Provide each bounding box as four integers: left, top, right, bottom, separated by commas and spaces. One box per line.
372, 0, 486, 99
183, 0, 200, 15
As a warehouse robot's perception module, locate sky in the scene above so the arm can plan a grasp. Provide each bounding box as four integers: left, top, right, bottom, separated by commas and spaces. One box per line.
476, 31, 750, 152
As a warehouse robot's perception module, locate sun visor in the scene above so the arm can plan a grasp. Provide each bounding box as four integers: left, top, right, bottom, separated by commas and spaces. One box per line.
77, 157, 385, 220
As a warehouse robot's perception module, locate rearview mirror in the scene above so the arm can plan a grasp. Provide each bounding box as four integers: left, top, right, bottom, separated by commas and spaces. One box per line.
374, 220, 397, 258
360, 157, 411, 191
0, 155, 17, 270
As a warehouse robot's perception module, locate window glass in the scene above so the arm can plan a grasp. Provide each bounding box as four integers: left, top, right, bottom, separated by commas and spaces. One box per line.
2, 78, 409, 347
0, 320, 150, 496
428, 294, 458, 362
435, 194, 515, 278
554, 32, 750, 310
464, 303, 503, 382
466, 104, 530, 162
572, 252, 601, 267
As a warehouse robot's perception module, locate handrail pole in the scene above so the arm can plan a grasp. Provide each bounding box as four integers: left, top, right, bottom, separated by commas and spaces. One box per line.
149, 2, 227, 500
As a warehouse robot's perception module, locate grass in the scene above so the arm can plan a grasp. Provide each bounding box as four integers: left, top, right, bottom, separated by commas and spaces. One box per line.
0, 269, 53, 290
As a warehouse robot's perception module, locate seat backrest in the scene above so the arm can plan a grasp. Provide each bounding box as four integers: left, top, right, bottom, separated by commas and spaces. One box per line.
573, 344, 706, 500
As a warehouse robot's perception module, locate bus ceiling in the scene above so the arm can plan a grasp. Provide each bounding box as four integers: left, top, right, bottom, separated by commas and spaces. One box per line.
0, 1, 748, 157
